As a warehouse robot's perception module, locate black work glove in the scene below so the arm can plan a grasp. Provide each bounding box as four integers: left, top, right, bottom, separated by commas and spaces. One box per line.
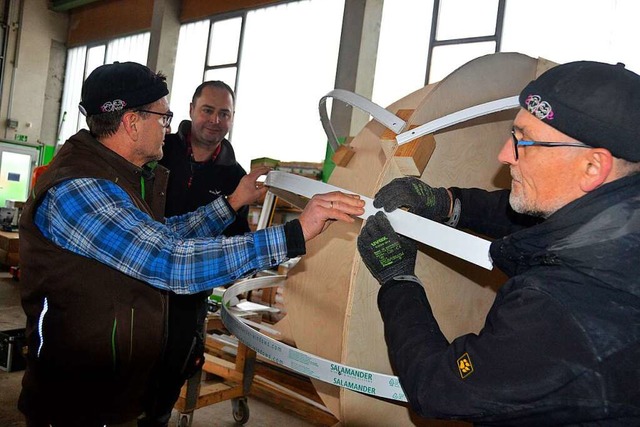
373, 177, 451, 222
357, 211, 417, 285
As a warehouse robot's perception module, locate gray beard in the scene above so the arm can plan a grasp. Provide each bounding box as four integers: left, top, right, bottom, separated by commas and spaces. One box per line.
509, 192, 551, 219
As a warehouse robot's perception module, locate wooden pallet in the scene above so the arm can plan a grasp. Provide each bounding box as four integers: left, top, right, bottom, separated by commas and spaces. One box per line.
175, 312, 338, 426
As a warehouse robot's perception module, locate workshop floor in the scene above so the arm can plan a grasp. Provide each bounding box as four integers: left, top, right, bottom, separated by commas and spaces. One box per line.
0, 270, 318, 427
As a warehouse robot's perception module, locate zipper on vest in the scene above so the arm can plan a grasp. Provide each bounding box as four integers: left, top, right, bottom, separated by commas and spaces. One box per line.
37, 297, 49, 357
130, 308, 134, 361
111, 319, 117, 372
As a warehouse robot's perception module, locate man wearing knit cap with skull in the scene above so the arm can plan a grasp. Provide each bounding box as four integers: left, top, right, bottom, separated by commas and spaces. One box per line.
18, 62, 364, 426
358, 61, 640, 425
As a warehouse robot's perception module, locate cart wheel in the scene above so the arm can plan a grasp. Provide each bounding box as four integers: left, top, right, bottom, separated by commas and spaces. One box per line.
178, 413, 192, 427
232, 397, 250, 424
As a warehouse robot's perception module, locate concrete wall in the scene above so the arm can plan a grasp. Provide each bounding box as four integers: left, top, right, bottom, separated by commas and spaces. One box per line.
0, 0, 68, 146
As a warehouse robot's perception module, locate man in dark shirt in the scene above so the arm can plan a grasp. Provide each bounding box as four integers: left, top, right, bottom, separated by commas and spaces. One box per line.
142, 81, 249, 426
160, 80, 249, 233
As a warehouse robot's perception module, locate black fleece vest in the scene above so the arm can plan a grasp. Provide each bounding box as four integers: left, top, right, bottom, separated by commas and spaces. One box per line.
19, 130, 170, 424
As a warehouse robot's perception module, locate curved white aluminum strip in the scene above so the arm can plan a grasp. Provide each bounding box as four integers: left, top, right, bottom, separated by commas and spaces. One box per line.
395, 96, 520, 146
265, 171, 493, 270
319, 89, 407, 152
221, 275, 409, 402
256, 191, 277, 231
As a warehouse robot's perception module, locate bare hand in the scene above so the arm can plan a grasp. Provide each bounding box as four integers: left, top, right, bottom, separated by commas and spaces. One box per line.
227, 166, 270, 211
298, 191, 365, 241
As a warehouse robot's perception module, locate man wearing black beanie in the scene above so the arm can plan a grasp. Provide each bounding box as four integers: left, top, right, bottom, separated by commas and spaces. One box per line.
18, 61, 364, 426
358, 61, 640, 425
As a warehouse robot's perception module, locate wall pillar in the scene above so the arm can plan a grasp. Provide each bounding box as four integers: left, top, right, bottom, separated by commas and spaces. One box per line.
147, 0, 180, 102
330, 0, 383, 140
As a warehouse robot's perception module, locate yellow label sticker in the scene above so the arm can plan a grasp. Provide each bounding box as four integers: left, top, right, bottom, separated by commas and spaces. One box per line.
457, 352, 474, 379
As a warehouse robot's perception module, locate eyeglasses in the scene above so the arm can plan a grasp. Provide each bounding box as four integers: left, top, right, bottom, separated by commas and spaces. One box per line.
136, 109, 173, 128
511, 129, 591, 160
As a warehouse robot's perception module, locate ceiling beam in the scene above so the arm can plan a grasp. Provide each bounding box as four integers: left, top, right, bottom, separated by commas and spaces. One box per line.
49, 0, 101, 12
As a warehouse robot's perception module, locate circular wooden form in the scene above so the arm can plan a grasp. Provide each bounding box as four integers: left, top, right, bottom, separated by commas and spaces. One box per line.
278, 53, 548, 426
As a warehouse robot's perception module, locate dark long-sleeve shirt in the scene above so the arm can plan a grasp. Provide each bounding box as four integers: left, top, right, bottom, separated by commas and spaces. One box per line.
378, 174, 640, 425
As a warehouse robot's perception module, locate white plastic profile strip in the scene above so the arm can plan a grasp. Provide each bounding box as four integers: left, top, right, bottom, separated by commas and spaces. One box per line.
221, 275, 409, 402
265, 171, 493, 270
395, 96, 521, 146
319, 89, 407, 152
256, 191, 277, 231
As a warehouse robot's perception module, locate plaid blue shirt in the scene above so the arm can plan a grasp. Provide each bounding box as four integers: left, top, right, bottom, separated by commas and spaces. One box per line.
34, 178, 288, 294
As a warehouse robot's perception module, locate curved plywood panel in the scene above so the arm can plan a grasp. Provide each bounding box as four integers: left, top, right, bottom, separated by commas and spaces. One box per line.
284, 84, 435, 417
282, 53, 543, 425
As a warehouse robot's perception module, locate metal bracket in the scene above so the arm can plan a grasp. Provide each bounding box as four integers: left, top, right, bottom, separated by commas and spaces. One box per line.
319, 89, 407, 152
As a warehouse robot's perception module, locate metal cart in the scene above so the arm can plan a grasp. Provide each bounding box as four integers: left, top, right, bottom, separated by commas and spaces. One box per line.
174, 314, 258, 426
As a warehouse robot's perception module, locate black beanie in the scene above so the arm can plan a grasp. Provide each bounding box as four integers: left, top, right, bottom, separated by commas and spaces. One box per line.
79, 61, 169, 117
519, 61, 640, 162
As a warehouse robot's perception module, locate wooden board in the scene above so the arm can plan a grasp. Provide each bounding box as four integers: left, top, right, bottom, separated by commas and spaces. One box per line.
0, 231, 19, 267
281, 53, 543, 425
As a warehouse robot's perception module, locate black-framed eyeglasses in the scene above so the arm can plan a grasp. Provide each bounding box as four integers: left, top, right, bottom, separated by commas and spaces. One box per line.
511, 129, 591, 161
136, 109, 173, 128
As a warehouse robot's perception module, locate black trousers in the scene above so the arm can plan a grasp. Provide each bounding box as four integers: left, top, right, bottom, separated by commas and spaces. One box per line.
139, 291, 210, 427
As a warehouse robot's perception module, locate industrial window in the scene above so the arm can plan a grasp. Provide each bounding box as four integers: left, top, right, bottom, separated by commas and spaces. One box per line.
58, 32, 150, 146
171, 0, 345, 171
372, 0, 640, 109
170, 18, 239, 132
373, 0, 504, 108
171, 14, 243, 119
501, 0, 640, 72
427, 0, 504, 83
